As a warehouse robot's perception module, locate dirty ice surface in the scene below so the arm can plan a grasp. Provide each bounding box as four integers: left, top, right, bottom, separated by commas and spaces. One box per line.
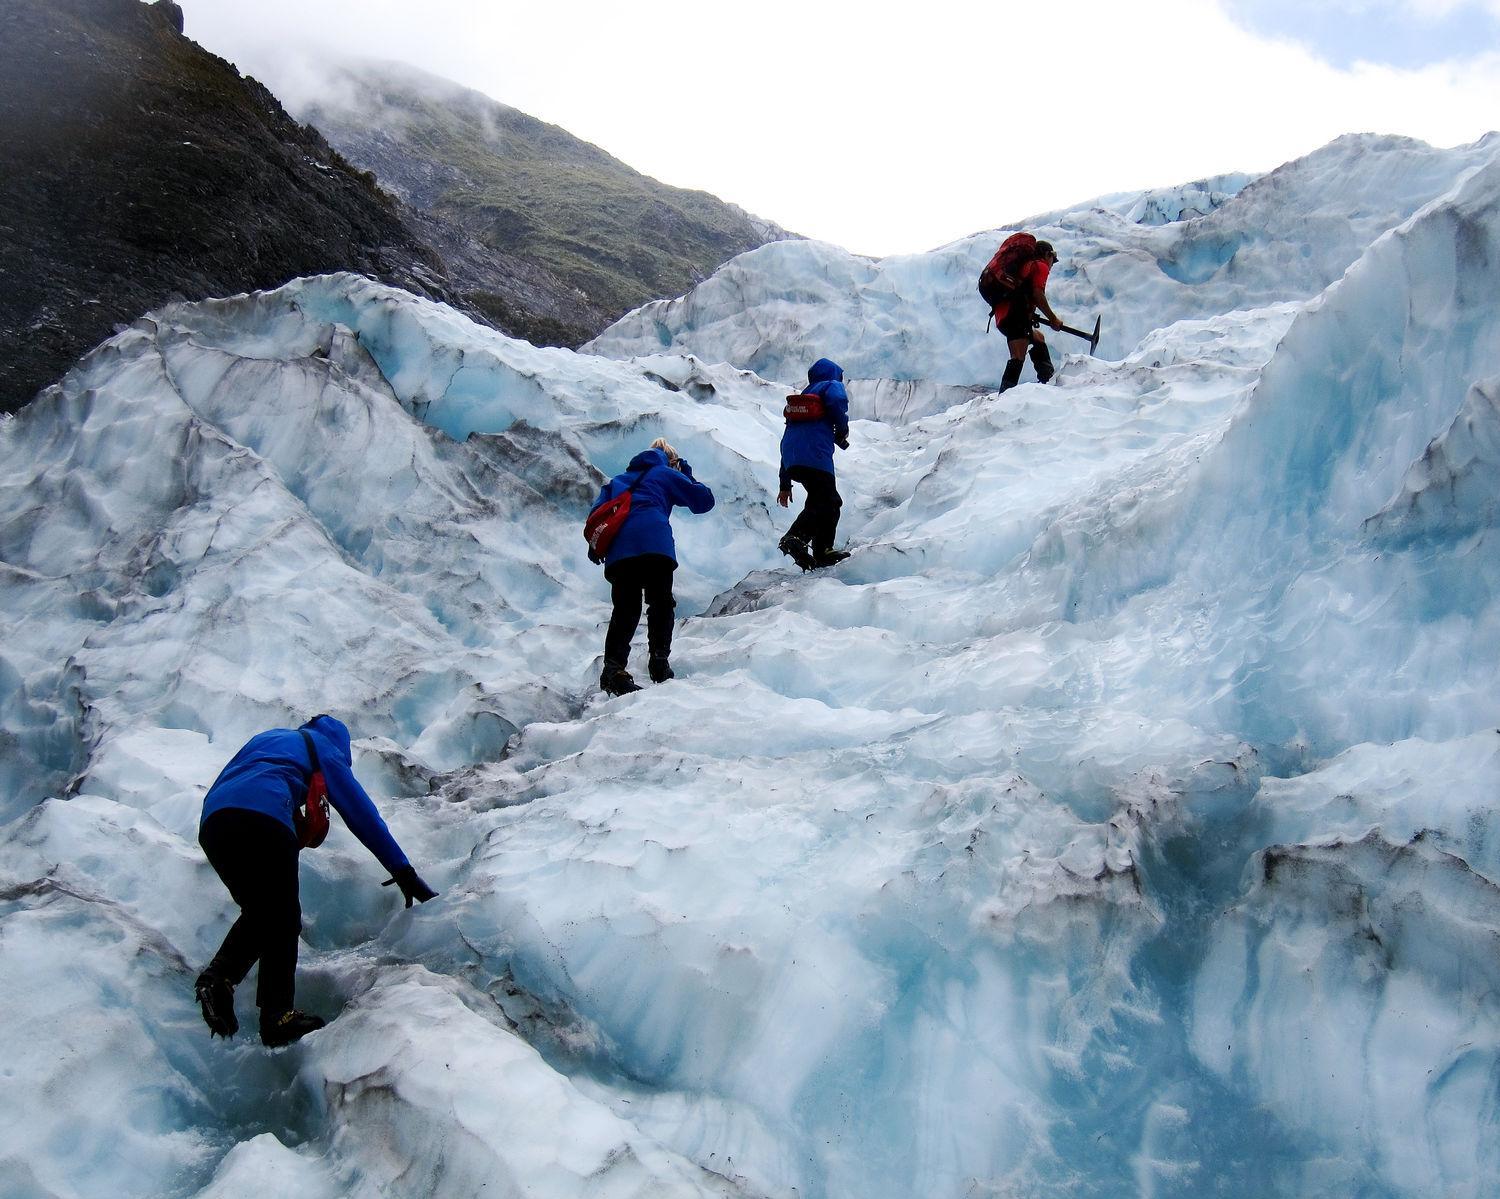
2, 133, 1500, 1198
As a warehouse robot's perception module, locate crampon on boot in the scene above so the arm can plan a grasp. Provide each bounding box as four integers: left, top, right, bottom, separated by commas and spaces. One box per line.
260, 1009, 325, 1048
195, 971, 238, 1039
811, 548, 851, 568
778, 534, 815, 571
648, 656, 674, 683
600, 663, 642, 696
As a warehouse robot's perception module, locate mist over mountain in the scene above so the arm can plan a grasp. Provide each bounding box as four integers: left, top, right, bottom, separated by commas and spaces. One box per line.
291, 58, 797, 344
0, 3, 791, 412
0, 0, 471, 412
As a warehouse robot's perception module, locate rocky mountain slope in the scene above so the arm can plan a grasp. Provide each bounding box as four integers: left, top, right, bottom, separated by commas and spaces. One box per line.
0, 0, 475, 412
1, 0, 704, 411
297, 59, 796, 343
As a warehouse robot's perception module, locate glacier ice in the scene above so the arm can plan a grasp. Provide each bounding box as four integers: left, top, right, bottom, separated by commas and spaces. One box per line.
2, 133, 1500, 1198
587, 133, 1500, 397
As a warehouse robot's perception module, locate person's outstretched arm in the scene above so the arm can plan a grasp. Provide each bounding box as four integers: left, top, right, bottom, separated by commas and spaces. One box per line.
314, 752, 434, 908
320, 753, 409, 873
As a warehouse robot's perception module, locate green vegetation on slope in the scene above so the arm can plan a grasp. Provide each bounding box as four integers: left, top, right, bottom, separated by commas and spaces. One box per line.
302, 62, 794, 332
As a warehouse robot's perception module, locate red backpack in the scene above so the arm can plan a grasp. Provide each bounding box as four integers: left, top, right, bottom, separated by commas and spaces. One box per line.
294, 730, 331, 849
584, 465, 653, 564
784, 393, 825, 422
978, 232, 1038, 308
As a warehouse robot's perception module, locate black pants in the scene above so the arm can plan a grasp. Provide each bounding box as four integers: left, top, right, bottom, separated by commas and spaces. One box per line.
786, 466, 842, 555
200, 807, 301, 1015
604, 553, 676, 667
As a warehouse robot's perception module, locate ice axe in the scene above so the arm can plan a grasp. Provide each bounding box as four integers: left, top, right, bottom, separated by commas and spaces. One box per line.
1055, 315, 1102, 355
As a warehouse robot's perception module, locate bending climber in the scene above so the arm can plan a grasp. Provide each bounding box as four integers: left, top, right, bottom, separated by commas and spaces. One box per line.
983, 236, 1064, 392
195, 714, 437, 1047
593, 437, 715, 696
777, 357, 851, 570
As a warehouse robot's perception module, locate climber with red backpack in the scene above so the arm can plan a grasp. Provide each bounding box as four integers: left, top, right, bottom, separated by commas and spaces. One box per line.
586, 437, 715, 695
979, 232, 1065, 392
194, 714, 437, 1047
777, 357, 851, 571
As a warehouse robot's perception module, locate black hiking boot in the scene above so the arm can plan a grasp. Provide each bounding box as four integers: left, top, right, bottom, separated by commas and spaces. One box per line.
648, 656, 674, 683
600, 663, 643, 696
811, 548, 851, 568
260, 1009, 326, 1048
778, 534, 815, 571
195, 971, 238, 1039
1029, 342, 1055, 384
999, 359, 1024, 393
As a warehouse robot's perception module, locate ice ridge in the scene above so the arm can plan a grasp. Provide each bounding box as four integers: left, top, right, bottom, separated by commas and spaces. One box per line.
1, 134, 1499, 1198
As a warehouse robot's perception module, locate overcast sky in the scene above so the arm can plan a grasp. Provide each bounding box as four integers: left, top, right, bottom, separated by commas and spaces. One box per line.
178, 0, 1500, 257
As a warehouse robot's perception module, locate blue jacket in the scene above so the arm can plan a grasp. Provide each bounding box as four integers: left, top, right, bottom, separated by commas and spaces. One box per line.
780, 358, 850, 485
200, 715, 410, 873
593, 448, 715, 566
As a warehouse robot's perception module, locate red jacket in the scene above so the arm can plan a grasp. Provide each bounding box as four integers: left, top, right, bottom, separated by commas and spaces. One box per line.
992, 258, 1051, 321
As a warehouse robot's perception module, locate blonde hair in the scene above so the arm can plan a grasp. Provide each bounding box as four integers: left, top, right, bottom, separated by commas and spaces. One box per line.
650, 437, 680, 467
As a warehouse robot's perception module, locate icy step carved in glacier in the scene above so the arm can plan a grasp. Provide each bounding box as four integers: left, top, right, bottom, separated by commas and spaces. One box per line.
2, 134, 1500, 1198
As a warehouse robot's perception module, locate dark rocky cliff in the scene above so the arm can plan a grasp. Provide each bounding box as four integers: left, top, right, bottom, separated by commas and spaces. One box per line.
0, 0, 474, 410
0, 1, 794, 411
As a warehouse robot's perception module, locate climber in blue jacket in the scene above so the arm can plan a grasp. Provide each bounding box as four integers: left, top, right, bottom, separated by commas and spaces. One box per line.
194, 714, 437, 1047
778, 357, 851, 569
593, 437, 715, 695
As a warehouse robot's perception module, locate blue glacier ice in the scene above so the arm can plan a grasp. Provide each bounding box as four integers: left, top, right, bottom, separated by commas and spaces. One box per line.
587, 133, 1500, 400
1, 133, 1499, 1198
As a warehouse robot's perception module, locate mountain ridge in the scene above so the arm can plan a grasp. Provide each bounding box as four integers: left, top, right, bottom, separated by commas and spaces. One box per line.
0, 5, 794, 412
295, 57, 798, 343
0, 0, 477, 412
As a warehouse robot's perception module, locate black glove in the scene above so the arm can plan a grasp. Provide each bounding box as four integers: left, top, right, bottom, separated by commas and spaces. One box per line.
383, 865, 438, 908
676, 459, 695, 478
835, 434, 850, 450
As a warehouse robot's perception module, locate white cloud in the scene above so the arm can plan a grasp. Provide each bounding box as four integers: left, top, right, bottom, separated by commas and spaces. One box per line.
177, 0, 1500, 256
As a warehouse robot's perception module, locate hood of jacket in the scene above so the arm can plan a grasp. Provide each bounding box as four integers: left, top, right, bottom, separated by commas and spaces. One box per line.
625, 447, 672, 474
302, 713, 352, 765
807, 358, 844, 386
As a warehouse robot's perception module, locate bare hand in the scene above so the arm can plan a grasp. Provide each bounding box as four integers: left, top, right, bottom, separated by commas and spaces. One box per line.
777, 489, 791, 508
1049, 315, 1063, 332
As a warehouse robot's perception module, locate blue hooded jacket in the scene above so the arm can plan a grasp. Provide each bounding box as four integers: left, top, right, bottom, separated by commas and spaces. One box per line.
780, 358, 850, 485
593, 448, 715, 566
200, 715, 409, 873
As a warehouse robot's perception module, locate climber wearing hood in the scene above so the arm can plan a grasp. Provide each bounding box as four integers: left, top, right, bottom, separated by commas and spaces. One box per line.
592, 437, 715, 696
777, 357, 851, 570
194, 714, 437, 1047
